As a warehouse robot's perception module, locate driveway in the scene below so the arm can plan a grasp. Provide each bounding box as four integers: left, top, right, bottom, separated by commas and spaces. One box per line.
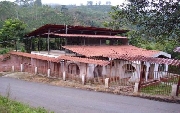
0, 77, 179, 113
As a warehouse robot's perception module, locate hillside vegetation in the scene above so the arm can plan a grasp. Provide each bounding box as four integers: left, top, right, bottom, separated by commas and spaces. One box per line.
0, 0, 180, 60
0, 1, 112, 31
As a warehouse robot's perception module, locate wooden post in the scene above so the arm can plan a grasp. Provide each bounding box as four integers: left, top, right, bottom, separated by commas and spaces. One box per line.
57, 62, 60, 76
38, 37, 40, 52
86, 63, 88, 76
30, 37, 32, 52
138, 61, 143, 91
138, 73, 142, 91
60, 37, 62, 50
15, 40, 17, 52
47, 29, 50, 55
110, 59, 112, 82
176, 77, 180, 96
65, 25, 68, 34
85, 63, 88, 83
115, 60, 117, 81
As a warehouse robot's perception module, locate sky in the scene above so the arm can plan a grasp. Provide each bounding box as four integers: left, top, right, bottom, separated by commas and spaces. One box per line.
0, 0, 126, 6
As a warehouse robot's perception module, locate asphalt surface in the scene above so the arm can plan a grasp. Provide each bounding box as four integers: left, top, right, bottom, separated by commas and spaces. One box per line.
0, 77, 179, 113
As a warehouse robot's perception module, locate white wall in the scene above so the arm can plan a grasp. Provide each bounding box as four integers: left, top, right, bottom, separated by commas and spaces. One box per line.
64, 59, 169, 80
84, 60, 142, 79
65, 61, 95, 78
79, 63, 87, 77
87, 64, 95, 78
103, 60, 141, 79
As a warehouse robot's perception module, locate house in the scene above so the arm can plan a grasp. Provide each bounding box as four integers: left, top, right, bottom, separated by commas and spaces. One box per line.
13, 24, 174, 82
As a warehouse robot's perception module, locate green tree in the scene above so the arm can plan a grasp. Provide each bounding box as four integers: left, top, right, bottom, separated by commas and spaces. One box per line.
0, 1, 17, 27
107, 0, 180, 59
120, 0, 180, 41
104, 6, 128, 30
0, 19, 27, 49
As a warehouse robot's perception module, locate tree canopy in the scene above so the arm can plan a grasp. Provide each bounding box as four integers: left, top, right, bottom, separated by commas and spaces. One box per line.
0, 1, 17, 26
120, 0, 180, 40
0, 1, 112, 52
0, 19, 27, 48
106, 0, 180, 58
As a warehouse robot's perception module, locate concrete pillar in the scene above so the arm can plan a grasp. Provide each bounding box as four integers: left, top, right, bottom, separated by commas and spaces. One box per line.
165, 64, 168, 72
20, 64, 23, 72
154, 63, 159, 79
102, 66, 106, 76
12, 66, 14, 72
137, 64, 141, 79
35, 67, 38, 75
47, 69, 50, 77
82, 74, 85, 85
171, 84, 178, 97
63, 71, 66, 81
62, 61, 65, 72
105, 78, 109, 88
145, 63, 150, 81
134, 82, 139, 93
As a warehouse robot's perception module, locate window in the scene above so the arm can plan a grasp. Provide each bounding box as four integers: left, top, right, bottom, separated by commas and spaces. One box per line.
123, 64, 136, 73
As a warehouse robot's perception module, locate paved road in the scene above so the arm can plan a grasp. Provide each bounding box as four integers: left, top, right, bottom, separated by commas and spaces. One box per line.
0, 77, 179, 113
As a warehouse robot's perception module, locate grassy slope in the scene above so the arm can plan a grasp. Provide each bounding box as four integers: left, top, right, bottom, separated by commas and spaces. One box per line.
0, 95, 53, 113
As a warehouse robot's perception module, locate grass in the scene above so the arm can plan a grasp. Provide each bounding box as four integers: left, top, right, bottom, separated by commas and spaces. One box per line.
0, 76, 54, 113
141, 83, 172, 96
0, 95, 54, 113
141, 76, 180, 96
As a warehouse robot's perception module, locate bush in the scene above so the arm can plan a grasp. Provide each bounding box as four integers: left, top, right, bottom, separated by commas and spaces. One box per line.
0, 48, 9, 54
21, 47, 26, 52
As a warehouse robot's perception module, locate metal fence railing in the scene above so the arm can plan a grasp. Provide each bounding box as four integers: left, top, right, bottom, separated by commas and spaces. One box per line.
140, 71, 180, 96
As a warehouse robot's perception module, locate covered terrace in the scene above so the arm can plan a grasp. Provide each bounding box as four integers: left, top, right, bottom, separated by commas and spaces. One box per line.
24, 24, 129, 54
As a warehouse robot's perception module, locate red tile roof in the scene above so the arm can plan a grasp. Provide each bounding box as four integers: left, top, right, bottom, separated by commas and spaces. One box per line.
62, 45, 160, 58
10, 51, 55, 61
25, 24, 129, 37
124, 55, 180, 66
9, 52, 109, 66
54, 56, 110, 66
9, 51, 180, 66
46, 33, 127, 39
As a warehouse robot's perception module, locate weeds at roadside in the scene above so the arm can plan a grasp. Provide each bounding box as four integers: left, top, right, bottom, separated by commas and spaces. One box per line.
0, 84, 54, 113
